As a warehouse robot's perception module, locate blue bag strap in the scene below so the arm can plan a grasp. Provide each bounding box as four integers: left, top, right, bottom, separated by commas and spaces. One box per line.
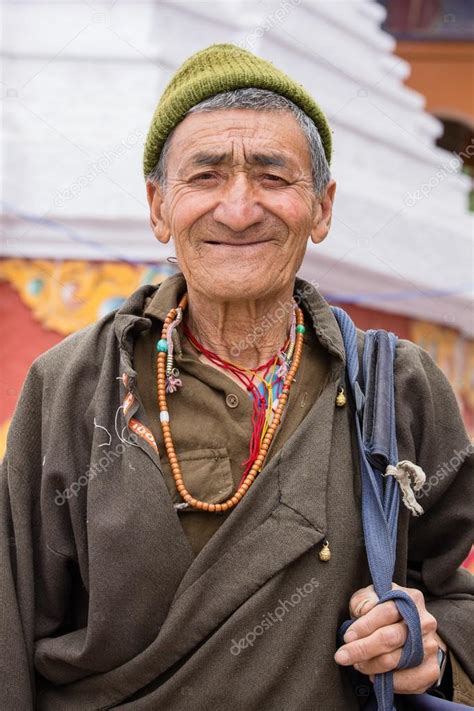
331, 306, 424, 711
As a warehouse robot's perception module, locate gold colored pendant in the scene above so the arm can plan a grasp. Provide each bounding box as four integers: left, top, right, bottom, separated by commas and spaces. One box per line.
335, 387, 346, 407
319, 540, 331, 562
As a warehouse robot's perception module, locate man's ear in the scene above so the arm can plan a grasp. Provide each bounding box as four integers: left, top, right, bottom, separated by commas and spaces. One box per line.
310, 179, 337, 245
146, 181, 172, 244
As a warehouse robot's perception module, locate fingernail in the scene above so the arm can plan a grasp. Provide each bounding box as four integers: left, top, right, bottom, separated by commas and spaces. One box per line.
344, 629, 357, 643
355, 597, 372, 616
334, 649, 350, 665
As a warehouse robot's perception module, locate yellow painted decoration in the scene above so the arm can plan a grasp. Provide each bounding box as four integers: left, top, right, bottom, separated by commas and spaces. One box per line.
409, 321, 459, 388
410, 319, 474, 427
0, 259, 174, 335
0, 419, 11, 458
460, 341, 474, 411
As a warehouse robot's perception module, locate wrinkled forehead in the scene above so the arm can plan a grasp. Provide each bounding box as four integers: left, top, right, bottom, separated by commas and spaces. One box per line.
167, 108, 312, 172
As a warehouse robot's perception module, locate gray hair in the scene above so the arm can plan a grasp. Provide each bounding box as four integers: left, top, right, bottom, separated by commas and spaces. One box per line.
147, 88, 331, 197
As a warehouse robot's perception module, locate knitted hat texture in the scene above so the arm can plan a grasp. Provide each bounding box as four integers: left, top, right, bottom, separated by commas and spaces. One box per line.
143, 43, 332, 177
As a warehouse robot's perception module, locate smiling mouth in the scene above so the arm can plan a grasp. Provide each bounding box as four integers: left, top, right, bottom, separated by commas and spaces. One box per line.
204, 240, 271, 247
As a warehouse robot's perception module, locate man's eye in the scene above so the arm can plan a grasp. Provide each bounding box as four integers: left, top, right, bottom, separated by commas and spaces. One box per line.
262, 174, 287, 184
190, 172, 217, 182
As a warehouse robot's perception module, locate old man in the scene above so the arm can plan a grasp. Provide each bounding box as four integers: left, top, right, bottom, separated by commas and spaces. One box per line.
2, 44, 473, 709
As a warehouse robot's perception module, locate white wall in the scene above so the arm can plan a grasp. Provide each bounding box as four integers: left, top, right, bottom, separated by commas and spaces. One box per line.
1, 0, 473, 334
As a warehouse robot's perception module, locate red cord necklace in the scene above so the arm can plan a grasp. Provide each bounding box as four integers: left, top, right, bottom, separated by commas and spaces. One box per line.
156, 293, 306, 513
183, 321, 292, 486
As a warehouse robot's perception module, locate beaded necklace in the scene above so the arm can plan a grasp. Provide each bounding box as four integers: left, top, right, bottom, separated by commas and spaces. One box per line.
183, 318, 294, 488
156, 293, 305, 513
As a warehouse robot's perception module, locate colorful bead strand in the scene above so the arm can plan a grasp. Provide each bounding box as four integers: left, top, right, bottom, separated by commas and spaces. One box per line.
156, 294, 305, 513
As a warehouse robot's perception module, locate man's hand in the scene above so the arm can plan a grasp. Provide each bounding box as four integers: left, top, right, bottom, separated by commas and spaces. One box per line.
334, 584, 446, 694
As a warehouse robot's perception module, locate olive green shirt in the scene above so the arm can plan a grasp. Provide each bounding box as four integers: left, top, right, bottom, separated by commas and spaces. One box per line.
134, 273, 332, 555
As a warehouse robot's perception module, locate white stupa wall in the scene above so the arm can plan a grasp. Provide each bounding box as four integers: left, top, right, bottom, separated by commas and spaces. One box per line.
1, 0, 472, 334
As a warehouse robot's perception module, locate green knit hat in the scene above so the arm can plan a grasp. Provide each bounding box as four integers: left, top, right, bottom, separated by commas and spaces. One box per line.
143, 43, 332, 178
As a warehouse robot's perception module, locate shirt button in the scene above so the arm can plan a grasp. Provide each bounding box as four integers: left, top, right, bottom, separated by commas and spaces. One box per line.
226, 393, 239, 408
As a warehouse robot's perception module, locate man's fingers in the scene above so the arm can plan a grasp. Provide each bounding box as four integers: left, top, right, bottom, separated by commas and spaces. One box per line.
352, 635, 439, 693
342, 582, 439, 691
349, 586, 379, 618
335, 622, 407, 666
354, 649, 402, 676
346, 585, 433, 642
392, 655, 440, 694
344, 600, 400, 642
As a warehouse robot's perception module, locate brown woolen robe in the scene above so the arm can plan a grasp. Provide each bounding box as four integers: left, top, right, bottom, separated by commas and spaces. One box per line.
1, 275, 473, 710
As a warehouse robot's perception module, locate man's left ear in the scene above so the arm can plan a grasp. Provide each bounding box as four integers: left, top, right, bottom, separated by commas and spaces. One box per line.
146, 180, 172, 244
310, 180, 337, 245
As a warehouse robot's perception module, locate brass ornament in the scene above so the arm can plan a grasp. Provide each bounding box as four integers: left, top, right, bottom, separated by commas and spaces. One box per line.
319, 540, 331, 562
335, 387, 346, 407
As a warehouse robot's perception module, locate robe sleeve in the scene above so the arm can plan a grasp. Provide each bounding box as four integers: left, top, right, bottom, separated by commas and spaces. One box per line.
451, 652, 474, 705
394, 340, 474, 689
0, 360, 74, 709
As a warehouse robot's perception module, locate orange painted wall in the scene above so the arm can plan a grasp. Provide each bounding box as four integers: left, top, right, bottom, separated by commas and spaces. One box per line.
396, 41, 474, 121
0, 282, 63, 422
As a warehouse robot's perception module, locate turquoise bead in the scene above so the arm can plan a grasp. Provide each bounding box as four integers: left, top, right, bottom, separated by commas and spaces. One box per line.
157, 339, 168, 352
296, 324, 305, 334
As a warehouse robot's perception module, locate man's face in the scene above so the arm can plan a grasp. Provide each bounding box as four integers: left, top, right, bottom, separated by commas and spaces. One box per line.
147, 108, 335, 302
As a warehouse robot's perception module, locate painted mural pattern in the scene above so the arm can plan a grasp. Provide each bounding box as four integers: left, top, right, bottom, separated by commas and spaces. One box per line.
0, 258, 176, 335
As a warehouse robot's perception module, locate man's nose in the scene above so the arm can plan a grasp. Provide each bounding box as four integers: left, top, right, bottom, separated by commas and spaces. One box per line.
213, 174, 264, 233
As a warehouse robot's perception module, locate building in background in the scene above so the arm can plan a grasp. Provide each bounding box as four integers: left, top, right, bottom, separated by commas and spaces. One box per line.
1, 0, 473, 457
379, 0, 474, 209
377, 0, 474, 442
